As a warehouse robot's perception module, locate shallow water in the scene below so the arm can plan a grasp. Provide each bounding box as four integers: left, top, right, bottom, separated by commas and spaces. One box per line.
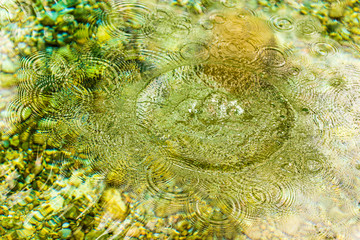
1, 0, 360, 239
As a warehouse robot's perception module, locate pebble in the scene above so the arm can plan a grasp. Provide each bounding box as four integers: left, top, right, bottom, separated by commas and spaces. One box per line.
350, 27, 360, 35
102, 188, 129, 220
16, 228, 34, 238
176, 220, 190, 232
24, 195, 34, 203
329, 2, 345, 18
279, 215, 301, 235
39, 227, 51, 237
23, 47, 31, 56
85, 229, 103, 240
39, 13, 57, 26
126, 226, 141, 238
73, 228, 85, 240
33, 210, 45, 221
60, 228, 72, 239
64, 205, 80, 220
9, 134, 19, 147
2, 140, 10, 148
1, 58, 18, 74
0, 226, 5, 235
62, 222, 70, 228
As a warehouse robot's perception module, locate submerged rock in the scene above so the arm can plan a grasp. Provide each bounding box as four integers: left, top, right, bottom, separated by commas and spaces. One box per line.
101, 188, 129, 221
1, 58, 18, 74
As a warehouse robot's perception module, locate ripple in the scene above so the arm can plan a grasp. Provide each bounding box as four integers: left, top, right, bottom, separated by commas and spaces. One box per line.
274, 180, 297, 210
146, 163, 199, 201
74, 56, 125, 92
138, 65, 295, 172
295, 17, 321, 37
209, 13, 226, 24
23, 74, 64, 118
143, 9, 191, 39
310, 38, 340, 57
100, 2, 150, 39
5, 98, 32, 130
21, 52, 50, 77
221, 0, 237, 8
15, 1, 34, 22
186, 192, 245, 229
200, 19, 214, 30
268, 15, 294, 32
180, 42, 210, 62
253, 46, 289, 68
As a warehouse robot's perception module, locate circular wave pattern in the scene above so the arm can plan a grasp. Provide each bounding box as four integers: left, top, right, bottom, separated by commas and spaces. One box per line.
100, 2, 150, 39
138, 65, 295, 172
309, 38, 340, 57
6, 2, 360, 238
268, 15, 294, 32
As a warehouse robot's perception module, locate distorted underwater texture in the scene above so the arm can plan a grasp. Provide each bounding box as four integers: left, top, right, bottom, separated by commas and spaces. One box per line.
1, 0, 360, 239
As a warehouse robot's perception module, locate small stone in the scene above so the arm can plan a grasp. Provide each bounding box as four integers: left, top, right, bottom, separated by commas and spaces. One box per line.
39, 227, 51, 237
2, 140, 9, 148
85, 230, 103, 240
329, 2, 345, 18
2, 218, 16, 229
176, 220, 190, 232
44, 30, 54, 43
340, 27, 351, 40
3, 230, 19, 239
69, 174, 82, 187
60, 228, 72, 239
39, 204, 55, 217
57, 33, 67, 46
13, 157, 25, 170
48, 218, 60, 228
23, 47, 32, 56
17, 199, 27, 207
20, 131, 30, 142
350, 27, 360, 35
33, 210, 45, 221
9, 135, 19, 147
25, 173, 35, 184
81, 215, 94, 228
126, 226, 141, 238
0, 226, 5, 235
52, 1, 67, 12
24, 195, 34, 203
73, 228, 85, 240
279, 215, 301, 235
39, 13, 56, 26
5, 150, 19, 160
17, 42, 26, 50
102, 188, 129, 220
16, 228, 35, 238
37, 39, 46, 51
32, 133, 46, 145
62, 222, 70, 228
1, 58, 18, 73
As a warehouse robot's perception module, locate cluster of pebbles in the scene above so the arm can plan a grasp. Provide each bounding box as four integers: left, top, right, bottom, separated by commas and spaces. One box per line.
0, 1, 227, 239
254, 0, 360, 44
0, 133, 210, 239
